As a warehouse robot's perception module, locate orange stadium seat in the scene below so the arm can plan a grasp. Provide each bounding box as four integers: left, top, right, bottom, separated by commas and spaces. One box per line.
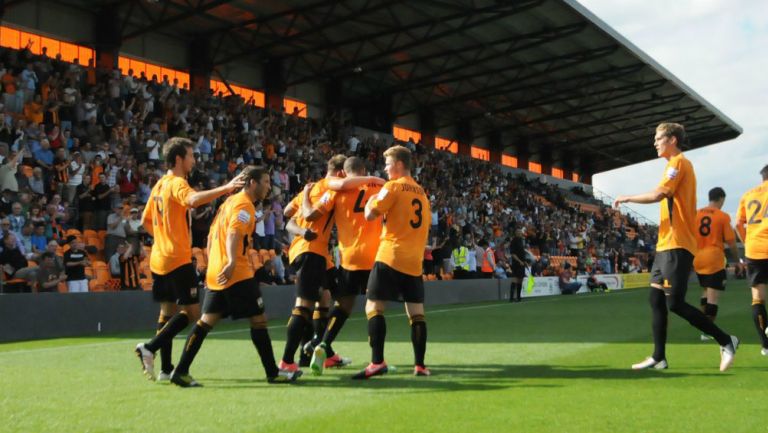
85, 235, 103, 252
88, 261, 110, 292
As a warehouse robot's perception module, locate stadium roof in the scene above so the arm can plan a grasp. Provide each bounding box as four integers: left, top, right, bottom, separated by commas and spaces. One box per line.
51, 0, 741, 174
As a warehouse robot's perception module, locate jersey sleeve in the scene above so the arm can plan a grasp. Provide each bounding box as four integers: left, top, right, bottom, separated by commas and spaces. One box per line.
722, 213, 736, 242
227, 202, 254, 236
169, 177, 195, 207
368, 181, 397, 214
311, 185, 336, 215
656, 157, 685, 197
736, 196, 747, 224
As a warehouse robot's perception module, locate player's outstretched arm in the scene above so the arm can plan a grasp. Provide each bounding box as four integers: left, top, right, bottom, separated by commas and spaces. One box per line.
613, 188, 666, 208
186, 172, 246, 208
301, 183, 328, 222
326, 176, 385, 191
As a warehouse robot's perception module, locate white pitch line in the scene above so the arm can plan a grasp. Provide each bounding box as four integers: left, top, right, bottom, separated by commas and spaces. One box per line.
0, 290, 637, 356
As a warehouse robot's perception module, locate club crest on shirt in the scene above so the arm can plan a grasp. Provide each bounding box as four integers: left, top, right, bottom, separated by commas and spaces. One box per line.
666, 167, 678, 180
319, 191, 332, 205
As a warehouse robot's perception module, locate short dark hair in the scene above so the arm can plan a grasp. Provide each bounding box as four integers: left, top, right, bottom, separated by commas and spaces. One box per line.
656, 122, 687, 148
761, 164, 768, 181
327, 154, 346, 173
343, 156, 366, 175
163, 137, 193, 167
40, 251, 54, 260
708, 187, 726, 202
241, 165, 268, 187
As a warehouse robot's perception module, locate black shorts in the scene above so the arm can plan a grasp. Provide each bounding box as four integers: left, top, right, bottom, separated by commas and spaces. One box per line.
152, 263, 199, 305
696, 269, 727, 291
291, 252, 326, 302
366, 261, 424, 303
746, 258, 768, 287
650, 249, 694, 295
337, 267, 370, 298
324, 266, 339, 294
202, 278, 265, 320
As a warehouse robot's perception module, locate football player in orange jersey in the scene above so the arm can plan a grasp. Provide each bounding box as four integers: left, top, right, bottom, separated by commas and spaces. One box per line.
693, 187, 739, 339
613, 123, 737, 372
735, 165, 768, 355
277, 155, 345, 374
353, 145, 432, 379
309, 156, 385, 375
169, 166, 300, 387
135, 137, 244, 381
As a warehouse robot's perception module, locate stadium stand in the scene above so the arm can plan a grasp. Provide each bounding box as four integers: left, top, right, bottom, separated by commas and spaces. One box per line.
0, 38, 663, 293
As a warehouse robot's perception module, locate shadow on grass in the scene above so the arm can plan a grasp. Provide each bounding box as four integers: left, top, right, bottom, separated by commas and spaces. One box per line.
197, 363, 719, 391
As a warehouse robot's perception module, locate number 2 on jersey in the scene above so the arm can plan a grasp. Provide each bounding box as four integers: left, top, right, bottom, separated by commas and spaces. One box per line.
747, 200, 767, 225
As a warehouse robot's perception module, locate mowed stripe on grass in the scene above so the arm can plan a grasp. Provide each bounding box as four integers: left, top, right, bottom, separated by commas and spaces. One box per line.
1, 282, 766, 433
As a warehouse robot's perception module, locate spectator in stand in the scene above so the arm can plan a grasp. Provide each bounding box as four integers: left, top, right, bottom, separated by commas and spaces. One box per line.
124, 207, 145, 253
104, 204, 126, 262
29, 167, 46, 195
92, 173, 114, 230
35, 251, 66, 293
63, 238, 89, 293
0, 233, 29, 292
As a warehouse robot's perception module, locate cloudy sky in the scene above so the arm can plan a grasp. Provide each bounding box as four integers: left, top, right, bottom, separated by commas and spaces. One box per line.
581, 0, 768, 224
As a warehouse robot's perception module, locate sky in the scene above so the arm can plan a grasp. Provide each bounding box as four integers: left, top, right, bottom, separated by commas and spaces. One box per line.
582, 0, 768, 224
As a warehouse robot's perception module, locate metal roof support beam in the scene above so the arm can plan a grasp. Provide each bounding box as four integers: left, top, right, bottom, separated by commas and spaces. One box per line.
530, 92, 688, 132
301, 21, 587, 84
560, 103, 702, 144
213, 0, 404, 66
397, 45, 620, 116
285, 0, 544, 85
122, 0, 234, 41
520, 80, 669, 124
588, 115, 720, 151
440, 67, 655, 125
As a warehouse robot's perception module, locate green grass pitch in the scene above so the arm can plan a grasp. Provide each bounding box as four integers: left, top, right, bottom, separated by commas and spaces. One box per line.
2, 281, 766, 433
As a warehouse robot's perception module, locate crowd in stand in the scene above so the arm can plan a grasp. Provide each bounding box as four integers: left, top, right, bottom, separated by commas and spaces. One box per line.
0, 42, 657, 294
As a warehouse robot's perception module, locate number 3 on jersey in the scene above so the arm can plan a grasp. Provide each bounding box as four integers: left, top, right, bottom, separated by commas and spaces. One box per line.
410, 198, 422, 228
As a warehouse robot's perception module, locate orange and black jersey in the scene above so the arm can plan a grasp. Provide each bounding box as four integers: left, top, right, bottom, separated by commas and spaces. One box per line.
288, 178, 336, 264
693, 206, 734, 274
120, 255, 141, 290
206, 191, 256, 290
54, 157, 69, 184
656, 153, 698, 255
142, 173, 195, 275
737, 180, 768, 260
368, 176, 430, 277
335, 182, 383, 271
